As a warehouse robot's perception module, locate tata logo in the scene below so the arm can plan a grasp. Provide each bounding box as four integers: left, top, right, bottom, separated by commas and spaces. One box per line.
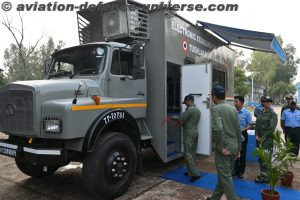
5, 103, 16, 116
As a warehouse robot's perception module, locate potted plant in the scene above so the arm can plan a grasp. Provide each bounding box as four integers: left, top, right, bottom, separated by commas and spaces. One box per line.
280, 137, 298, 186
255, 129, 298, 200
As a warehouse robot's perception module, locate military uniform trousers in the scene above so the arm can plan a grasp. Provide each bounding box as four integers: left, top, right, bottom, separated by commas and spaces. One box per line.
285, 127, 300, 156
183, 127, 199, 177
210, 151, 238, 200
256, 138, 273, 180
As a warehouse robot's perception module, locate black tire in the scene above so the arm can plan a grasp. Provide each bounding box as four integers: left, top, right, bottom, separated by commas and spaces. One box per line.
15, 158, 59, 178
82, 132, 137, 199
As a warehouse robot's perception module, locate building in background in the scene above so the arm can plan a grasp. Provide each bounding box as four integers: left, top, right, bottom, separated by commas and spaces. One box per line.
245, 80, 265, 106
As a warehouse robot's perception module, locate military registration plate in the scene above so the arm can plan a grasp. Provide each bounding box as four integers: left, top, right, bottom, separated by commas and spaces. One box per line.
0, 143, 17, 157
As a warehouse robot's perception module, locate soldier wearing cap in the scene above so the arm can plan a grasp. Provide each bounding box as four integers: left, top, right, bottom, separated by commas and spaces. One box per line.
172, 94, 201, 182
254, 96, 266, 118
281, 95, 293, 115
255, 96, 278, 183
281, 96, 299, 141
207, 85, 241, 200
281, 100, 300, 156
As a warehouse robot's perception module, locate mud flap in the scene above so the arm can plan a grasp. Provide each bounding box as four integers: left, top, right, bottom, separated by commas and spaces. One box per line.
136, 151, 144, 176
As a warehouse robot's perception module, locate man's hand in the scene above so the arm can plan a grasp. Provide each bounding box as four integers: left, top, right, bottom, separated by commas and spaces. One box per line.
236, 151, 240, 158
171, 118, 183, 127
175, 121, 183, 126
222, 148, 230, 156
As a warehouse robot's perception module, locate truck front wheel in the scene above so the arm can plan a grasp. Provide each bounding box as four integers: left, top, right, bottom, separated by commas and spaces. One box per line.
82, 132, 137, 199
15, 158, 59, 177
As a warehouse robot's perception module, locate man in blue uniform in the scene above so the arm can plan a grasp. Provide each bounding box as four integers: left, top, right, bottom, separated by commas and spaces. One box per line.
281, 101, 300, 156
281, 96, 293, 115
281, 96, 300, 142
233, 96, 252, 179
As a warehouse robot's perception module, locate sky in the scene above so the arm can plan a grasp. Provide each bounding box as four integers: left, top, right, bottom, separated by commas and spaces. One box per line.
0, 0, 299, 82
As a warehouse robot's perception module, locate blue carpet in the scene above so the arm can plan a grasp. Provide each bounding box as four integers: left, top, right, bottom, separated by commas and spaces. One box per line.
161, 166, 300, 200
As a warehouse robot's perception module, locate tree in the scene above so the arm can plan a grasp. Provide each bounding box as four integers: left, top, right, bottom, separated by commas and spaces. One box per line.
246, 36, 299, 100
268, 81, 296, 104
4, 37, 64, 82
246, 51, 279, 87
234, 67, 250, 96
234, 51, 250, 96
0, 71, 7, 88
2, 13, 46, 80
272, 44, 300, 83
29, 37, 64, 80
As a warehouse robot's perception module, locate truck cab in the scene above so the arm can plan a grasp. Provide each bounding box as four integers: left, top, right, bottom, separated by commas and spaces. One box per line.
46, 42, 146, 100
0, 41, 147, 199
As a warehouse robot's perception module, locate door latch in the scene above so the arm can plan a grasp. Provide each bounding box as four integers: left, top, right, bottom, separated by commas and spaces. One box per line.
137, 91, 144, 96
202, 97, 211, 109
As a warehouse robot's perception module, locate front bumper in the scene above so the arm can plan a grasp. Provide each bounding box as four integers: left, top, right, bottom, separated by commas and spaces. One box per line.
0, 140, 66, 165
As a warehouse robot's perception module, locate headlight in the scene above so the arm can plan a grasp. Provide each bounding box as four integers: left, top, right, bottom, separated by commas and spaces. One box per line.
44, 120, 61, 133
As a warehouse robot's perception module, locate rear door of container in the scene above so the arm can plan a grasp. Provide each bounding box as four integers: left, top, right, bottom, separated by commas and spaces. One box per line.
181, 63, 212, 156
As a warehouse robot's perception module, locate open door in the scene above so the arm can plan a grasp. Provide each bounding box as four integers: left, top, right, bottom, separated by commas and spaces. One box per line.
181, 63, 212, 155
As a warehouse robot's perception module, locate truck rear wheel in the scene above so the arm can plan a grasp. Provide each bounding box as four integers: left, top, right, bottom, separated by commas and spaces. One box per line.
82, 132, 137, 199
15, 158, 59, 177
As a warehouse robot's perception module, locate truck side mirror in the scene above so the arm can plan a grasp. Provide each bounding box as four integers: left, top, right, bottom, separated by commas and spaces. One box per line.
133, 44, 145, 68
132, 68, 145, 80
44, 59, 51, 78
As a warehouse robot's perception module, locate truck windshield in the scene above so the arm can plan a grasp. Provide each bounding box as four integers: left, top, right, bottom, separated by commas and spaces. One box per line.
47, 45, 107, 79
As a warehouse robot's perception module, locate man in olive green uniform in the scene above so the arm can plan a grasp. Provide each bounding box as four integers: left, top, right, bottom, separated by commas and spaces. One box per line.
173, 94, 201, 182
207, 85, 241, 200
255, 96, 278, 183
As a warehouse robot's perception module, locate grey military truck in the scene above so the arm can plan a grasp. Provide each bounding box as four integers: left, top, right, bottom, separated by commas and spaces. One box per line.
0, 0, 286, 199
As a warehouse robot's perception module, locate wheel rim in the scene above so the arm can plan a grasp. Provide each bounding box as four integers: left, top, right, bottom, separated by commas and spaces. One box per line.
106, 151, 129, 182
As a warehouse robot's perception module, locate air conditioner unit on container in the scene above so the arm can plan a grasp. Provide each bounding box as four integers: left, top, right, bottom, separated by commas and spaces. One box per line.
102, 9, 139, 39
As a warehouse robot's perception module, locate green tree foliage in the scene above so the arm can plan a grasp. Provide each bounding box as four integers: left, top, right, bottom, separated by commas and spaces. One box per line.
234, 51, 250, 96
246, 36, 299, 100
273, 44, 300, 83
268, 81, 296, 103
234, 66, 250, 96
247, 51, 279, 86
4, 37, 64, 82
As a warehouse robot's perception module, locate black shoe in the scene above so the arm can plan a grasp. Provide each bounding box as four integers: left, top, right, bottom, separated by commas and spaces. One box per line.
255, 178, 268, 184
257, 174, 261, 179
237, 174, 244, 179
184, 172, 189, 176
206, 198, 211, 200
189, 175, 201, 182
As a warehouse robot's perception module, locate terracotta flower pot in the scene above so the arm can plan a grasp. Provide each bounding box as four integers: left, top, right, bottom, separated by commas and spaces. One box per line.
261, 189, 280, 200
281, 171, 294, 186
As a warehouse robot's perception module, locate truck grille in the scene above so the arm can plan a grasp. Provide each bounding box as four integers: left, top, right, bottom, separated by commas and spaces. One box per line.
0, 90, 34, 133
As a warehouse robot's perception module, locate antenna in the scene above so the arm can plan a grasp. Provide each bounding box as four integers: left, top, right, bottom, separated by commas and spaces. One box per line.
72, 82, 83, 104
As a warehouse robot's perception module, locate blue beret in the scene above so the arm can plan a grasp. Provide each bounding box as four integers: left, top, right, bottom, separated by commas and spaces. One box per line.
183, 95, 194, 102
212, 85, 225, 95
